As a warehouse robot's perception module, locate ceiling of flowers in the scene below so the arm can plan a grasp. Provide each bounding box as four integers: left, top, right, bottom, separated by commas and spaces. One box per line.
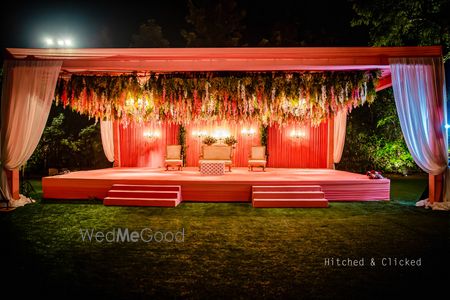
54, 71, 380, 126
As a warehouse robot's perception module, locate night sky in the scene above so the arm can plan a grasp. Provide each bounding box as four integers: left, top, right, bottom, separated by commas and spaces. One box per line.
1, 0, 368, 48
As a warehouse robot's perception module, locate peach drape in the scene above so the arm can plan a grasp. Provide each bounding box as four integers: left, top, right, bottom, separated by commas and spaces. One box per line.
390, 57, 449, 206
100, 120, 115, 162
0, 60, 62, 204
333, 109, 347, 164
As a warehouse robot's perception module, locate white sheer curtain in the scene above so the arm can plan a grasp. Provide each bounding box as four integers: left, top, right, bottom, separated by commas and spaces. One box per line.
1, 60, 62, 206
333, 109, 347, 165
100, 120, 115, 162
390, 57, 449, 208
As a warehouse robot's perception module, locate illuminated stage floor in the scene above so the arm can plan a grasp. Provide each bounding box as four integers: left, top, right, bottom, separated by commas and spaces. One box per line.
42, 167, 390, 202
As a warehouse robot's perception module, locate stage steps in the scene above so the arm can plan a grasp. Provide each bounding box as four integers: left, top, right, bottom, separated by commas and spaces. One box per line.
103, 184, 182, 207
252, 185, 328, 208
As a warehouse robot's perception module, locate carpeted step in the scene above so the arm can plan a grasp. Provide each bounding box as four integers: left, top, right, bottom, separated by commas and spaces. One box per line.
252, 198, 329, 208
252, 191, 325, 199
110, 184, 181, 192
107, 190, 180, 199
104, 197, 181, 207
252, 185, 322, 192
104, 184, 182, 207
252, 185, 328, 208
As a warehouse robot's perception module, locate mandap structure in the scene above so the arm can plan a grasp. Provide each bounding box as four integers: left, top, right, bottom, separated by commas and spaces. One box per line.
0, 46, 448, 206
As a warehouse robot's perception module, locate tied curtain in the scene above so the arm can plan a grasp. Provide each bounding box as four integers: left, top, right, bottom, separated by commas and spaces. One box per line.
267, 123, 328, 168
100, 120, 114, 162
119, 122, 179, 167
1, 60, 62, 204
390, 57, 449, 206
333, 109, 347, 165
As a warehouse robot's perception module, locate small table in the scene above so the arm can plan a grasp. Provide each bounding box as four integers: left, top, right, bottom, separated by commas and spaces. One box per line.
199, 161, 226, 175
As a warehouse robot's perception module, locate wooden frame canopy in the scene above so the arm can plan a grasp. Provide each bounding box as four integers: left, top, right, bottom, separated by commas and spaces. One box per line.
2, 46, 444, 202
5, 46, 441, 71
5, 46, 442, 91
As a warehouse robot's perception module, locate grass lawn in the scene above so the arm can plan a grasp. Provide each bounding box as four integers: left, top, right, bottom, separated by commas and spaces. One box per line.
1, 175, 449, 299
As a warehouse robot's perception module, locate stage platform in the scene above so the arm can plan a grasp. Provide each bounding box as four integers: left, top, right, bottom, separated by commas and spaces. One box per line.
42, 167, 390, 202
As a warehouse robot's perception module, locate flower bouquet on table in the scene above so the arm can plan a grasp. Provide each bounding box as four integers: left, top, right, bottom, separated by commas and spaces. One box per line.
202, 136, 217, 146
224, 136, 238, 147
366, 170, 384, 179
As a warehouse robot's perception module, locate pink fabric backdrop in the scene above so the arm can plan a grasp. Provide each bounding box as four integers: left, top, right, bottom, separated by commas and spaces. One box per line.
267, 123, 328, 168
118, 121, 329, 168
119, 122, 179, 167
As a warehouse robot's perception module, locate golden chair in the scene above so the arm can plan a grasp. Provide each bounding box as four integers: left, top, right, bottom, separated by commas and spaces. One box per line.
164, 145, 183, 171
248, 146, 267, 171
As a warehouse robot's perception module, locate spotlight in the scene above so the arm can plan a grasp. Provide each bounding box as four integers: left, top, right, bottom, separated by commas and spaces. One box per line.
44, 38, 54, 46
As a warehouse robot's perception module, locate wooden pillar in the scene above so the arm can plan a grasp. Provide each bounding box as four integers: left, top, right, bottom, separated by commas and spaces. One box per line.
5, 169, 20, 200
113, 121, 121, 167
429, 173, 444, 203
327, 117, 334, 169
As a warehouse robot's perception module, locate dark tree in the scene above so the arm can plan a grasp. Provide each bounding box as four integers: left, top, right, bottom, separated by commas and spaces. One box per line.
181, 0, 246, 47
258, 22, 301, 46
337, 90, 418, 174
351, 0, 450, 59
130, 19, 170, 47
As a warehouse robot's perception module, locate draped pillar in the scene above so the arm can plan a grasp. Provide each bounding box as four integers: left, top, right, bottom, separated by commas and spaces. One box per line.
1, 60, 62, 206
100, 120, 114, 162
333, 109, 347, 165
390, 57, 449, 207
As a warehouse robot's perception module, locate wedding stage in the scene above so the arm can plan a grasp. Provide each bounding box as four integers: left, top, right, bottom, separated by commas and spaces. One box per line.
42, 167, 390, 202
2, 46, 445, 206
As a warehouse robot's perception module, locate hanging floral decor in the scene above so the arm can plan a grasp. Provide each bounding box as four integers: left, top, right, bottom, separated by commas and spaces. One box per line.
54, 71, 379, 126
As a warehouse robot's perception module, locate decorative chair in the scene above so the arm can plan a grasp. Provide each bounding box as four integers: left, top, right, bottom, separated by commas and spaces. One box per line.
248, 146, 267, 171
164, 145, 183, 171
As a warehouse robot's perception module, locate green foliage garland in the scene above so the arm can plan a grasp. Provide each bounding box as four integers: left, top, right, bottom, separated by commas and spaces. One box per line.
260, 125, 269, 158
178, 125, 187, 166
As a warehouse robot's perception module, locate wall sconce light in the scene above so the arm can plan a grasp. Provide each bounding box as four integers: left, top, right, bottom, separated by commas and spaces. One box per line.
212, 129, 230, 140
290, 129, 306, 140
241, 128, 256, 136
143, 131, 160, 141
192, 130, 208, 138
